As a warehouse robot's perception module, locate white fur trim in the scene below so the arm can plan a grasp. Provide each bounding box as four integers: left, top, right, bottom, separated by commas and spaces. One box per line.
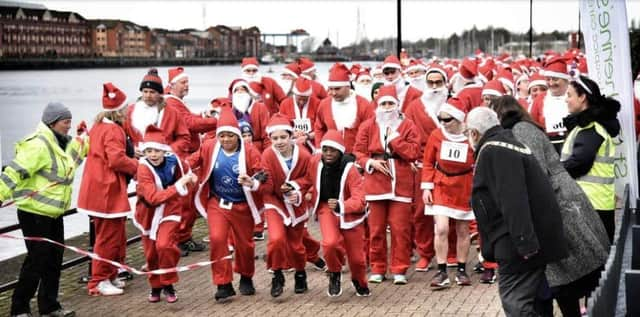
266, 124, 293, 135
242, 64, 259, 72
327, 81, 351, 87
216, 126, 242, 137
176, 181, 188, 196
377, 95, 399, 106
439, 103, 465, 122
528, 79, 548, 90
427, 68, 449, 83
356, 75, 373, 83
482, 89, 503, 97
139, 142, 172, 152
320, 140, 345, 153
292, 86, 312, 96
104, 98, 128, 112
170, 72, 189, 84
77, 208, 131, 219
232, 81, 250, 93
281, 68, 299, 78
382, 62, 402, 70
407, 64, 427, 73
543, 70, 570, 80
421, 182, 434, 190
425, 204, 475, 220
249, 178, 260, 191
302, 66, 316, 74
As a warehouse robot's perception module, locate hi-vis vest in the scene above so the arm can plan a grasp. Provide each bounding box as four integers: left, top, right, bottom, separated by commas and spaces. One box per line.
560, 121, 615, 210
0, 122, 87, 218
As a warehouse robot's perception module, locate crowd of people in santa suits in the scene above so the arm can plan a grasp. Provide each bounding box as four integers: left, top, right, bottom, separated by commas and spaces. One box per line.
72, 48, 639, 306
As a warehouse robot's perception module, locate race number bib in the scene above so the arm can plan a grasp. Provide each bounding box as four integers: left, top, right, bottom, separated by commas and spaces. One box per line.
293, 118, 312, 133
440, 141, 468, 163
544, 116, 566, 134
543, 97, 569, 134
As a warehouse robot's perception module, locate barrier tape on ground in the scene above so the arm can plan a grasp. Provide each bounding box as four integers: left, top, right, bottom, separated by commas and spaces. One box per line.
0, 233, 232, 275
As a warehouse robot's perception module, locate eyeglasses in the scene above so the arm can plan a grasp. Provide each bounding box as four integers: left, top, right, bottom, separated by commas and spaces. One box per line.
427, 80, 445, 87
383, 69, 398, 76
437, 116, 455, 123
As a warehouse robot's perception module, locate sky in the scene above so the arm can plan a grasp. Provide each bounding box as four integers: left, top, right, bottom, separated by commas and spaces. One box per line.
18, 0, 640, 48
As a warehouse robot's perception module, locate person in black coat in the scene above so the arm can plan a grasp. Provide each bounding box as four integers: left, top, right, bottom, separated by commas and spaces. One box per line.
465, 107, 569, 317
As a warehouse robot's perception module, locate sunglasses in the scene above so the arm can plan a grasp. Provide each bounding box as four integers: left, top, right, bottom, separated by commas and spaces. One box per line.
437, 116, 455, 123
383, 69, 398, 75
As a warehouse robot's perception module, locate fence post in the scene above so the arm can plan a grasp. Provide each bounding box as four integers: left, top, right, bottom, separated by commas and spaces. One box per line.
78, 217, 95, 283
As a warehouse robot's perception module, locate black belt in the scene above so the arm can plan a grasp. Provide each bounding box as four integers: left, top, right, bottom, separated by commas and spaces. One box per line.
370, 153, 400, 160
435, 162, 472, 177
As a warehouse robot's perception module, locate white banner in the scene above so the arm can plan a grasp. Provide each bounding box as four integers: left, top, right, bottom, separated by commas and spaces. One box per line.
580, 0, 638, 208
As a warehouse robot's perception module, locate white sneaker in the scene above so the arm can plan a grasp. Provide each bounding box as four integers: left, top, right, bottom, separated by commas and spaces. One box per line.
111, 278, 126, 289
92, 280, 124, 296
368, 274, 384, 283
393, 274, 408, 285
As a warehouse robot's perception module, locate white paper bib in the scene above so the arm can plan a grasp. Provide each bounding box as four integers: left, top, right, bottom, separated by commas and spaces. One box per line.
440, 141, 468, 163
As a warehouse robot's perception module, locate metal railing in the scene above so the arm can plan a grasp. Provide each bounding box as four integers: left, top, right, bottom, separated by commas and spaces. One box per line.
0, 192, 139, 294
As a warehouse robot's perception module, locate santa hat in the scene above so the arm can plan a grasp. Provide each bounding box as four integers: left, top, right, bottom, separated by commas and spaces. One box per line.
478, 59, 496, 82
210, 97, 232, 109
298, 57, 316, 74
292, 77, 312, 96
482, 79, 507, 97
496, 68, 515, 93
140, 68, 163, 94
140, 125, 172, 152
543, 56, 570, 80
371, 64, 383, 77
228, 78, 250, 97
102, 82, 127, 111
439, 97, 466, 122
350, 64, 362, 76
355, 69, 372, 83
406, 59, 427, 73
327, 63, 351, 87
382, 55, 402, 70
376, 85, 399, 106
320, 129, 345, 154
459, 58, 478, 80
266, 114, 293, 135
426, 63, 449, 83
282, 62, 301, 78
528, 72, 548, 90
515, 74, 529, 87
216, 107, 242, 137
576, 57, 588, 76
241, 57, 259, 72
168, 67, 188, 84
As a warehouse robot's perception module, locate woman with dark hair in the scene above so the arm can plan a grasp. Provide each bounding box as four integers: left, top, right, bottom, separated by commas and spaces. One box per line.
562, 75, 621, 243
491, 95, 610, 317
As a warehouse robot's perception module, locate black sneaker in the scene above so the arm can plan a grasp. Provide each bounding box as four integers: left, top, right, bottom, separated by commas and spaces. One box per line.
253, 232, 265, 241
311, 258, 327, 271
214, 283, 236, 302
473, 262, 485, 273
271, 270, 285, 298
352, 280, 371, 297
184, 238, 206, 252
239, 275, 256, 295
327, 272, 342, 297
294, 271, 308, 294
163, 284, 178, 303
178, 242, 190, 257
117, 270, 134, 281
40, 308, 76, 317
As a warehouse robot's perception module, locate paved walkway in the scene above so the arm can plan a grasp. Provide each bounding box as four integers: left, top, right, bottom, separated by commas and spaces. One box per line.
1, 218, 506, 317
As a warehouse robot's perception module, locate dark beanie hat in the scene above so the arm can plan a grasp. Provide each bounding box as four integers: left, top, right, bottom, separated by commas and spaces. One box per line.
239, 120, 253, 136
140, 68, 163, 94
371, 81, 384, 100
42, 102, 72, 125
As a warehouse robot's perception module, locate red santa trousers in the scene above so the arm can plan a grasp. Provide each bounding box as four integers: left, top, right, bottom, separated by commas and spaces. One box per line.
265, 210, 306, 271
207, 198, 255, 285
368, 200, 412, 275
303, 227, 321, 263
412, 169, 435, 261
142, 221, 181, 288
88, 217, 127, 289
317, 203, 367, 287
176, 191, 198, 243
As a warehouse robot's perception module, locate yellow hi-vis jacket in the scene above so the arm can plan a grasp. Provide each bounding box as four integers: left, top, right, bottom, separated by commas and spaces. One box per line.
0, 122, 88, 218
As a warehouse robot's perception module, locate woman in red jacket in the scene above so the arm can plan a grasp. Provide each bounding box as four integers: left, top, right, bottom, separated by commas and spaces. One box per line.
78, 83, 139, 296
188, 108, 271, 302
354, 85, 421, 285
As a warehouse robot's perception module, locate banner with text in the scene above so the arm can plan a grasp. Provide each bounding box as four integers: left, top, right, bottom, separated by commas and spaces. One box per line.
579, 0, 638, 207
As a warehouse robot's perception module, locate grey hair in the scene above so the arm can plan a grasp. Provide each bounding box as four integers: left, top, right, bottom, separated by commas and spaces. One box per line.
465, 107, 500, 135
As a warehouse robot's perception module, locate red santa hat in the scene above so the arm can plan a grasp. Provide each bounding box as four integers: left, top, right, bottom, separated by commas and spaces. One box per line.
406, 59, 427, 73
478, 59, 496, 82
140, 125, 172, 152
320, 129, 345, 154
241, 57, 259, 72
292, 77, 313, 96
459, 58, 478, 80
327, 63, 351, 87
543, 56, 570, 80
426, 63, 449, 83
102, 82, 127, 111
168, 67, 188, 84
216, 107, 242, 137
228, 78, 250, 96
382, 55, 402, 70
355, 69, 372, 83
350, 64, 362, 76
376, 85, 399, 106
298, 57, 316, 74
371, 64, 383, 77
266, 114, 293, 135
282, 62, 301, 78
496, 68, 515, 93
482, 79, 507, 97
528, 72, 548, 90
439, 97, 466, 122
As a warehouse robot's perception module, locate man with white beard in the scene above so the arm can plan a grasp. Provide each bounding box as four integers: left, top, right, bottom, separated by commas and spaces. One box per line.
404, 64, 450, 272
381, 55, 422, 112
353, 69, 374, 101
406, 59, 428, 92
278, 62, 301, 97
241, 57, 287, 117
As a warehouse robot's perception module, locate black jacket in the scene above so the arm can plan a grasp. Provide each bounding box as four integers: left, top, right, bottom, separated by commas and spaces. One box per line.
471, 126, 569, 274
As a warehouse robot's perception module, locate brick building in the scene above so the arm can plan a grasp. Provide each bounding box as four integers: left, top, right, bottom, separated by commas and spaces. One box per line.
90, 19, 152, 57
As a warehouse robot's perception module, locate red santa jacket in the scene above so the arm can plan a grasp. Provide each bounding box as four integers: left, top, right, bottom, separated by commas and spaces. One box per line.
354, 117, 421, 202
399, 85, 422, 113
310, 80, 328, 100
404, 98, 440, 158
261, 144, 312, 226
298, 154, 367, 229
456, 83, 483, 112
259, 76, 287, 116
165, 94, 217, 156
314, 93, 374, 153
123, 100, 191, 155
78, 119, 138, 218
133, 156, 191, 240
188, 138, 270, 224
421, 128, 474, 217
279, 95, 320, 152
245, 101, 272, 153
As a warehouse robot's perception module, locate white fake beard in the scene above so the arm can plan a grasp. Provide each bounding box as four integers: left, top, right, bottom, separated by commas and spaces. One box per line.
354, 83, 372, 101
385, 75, 406, 93
376, 107, 401, 130
242, 72, 262, 83
450, 74, 468, 96
409, 77, 427, 92
422, 87, 448, 107
278, 78, 293, 95
232, 93, 252, 113
634, 81, 640, 100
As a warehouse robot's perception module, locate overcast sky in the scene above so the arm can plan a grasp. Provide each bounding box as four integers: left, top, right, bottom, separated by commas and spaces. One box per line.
20, 0, 640, 47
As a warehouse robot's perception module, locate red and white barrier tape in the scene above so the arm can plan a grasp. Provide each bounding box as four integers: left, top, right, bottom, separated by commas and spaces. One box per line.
0, 233, 231, 275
